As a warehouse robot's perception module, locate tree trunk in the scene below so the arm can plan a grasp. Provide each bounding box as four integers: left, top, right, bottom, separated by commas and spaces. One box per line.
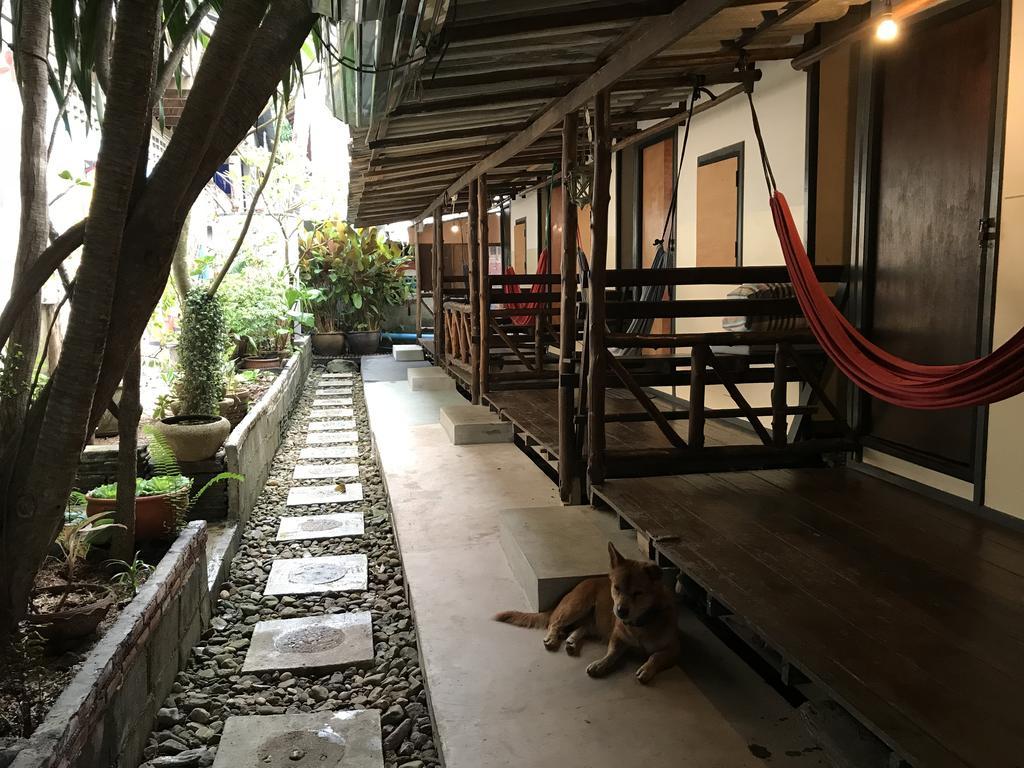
112, 346, 141, 562
1, 0, 50, 440
0, 0, 163, 633
171, 214, 192, 300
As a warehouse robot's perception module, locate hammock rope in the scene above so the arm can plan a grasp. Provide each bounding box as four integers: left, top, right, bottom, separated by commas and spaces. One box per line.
747, 91, 1024, 409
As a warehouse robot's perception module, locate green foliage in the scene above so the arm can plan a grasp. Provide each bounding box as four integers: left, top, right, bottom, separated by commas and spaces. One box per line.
218, 270, 290, 355
178, 288, 227, 415
0, 345, 26, 400
56, 511, 126, 579
146, 424, 182, 477
106, 552, 154, 597
298, 221, 412, 332
87, 475, 191, 500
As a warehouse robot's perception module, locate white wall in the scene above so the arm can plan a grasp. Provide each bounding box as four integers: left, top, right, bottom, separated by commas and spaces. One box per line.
985, 4, 1024, 520
510, 194, 538, 271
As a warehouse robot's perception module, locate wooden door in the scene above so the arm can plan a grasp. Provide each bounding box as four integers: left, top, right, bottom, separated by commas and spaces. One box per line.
866, 1, 1000, 476
640, 135, 675, 341
514, 219, 527, 275
696, 150, 740, 266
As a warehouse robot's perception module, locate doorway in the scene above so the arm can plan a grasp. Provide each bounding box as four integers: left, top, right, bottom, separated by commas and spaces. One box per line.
696, 144, 743, 266
513, 218, 527, 275
862, 0, 1002, 479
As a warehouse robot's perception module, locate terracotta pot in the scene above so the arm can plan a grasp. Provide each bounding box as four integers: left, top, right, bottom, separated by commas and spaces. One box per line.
86, 487, 187, 542
27, 583, 115, 642
240, 353, 282, 370
154, 415, 230, 462
312, 331, 347, 356
346, 330, 381, 355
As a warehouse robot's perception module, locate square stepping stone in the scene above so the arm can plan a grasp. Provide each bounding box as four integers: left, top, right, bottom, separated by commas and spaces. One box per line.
310, 408, 354, 419
321, 372, 354, 379
307, 431, 359, 445
293, 463, 359, 480
441, 404, 514, 445
299, 445, 359, 460
393, 344, 424, 362
242, 612, 374, 672
265, 555, 368, 595
286, 483, 364, 506
408, 366, 452, 391
277, 513, 364, 541
317, 388, 353, 397
308, 419, 357, 431
213, 710, 382, 767
314, 398, 354, 407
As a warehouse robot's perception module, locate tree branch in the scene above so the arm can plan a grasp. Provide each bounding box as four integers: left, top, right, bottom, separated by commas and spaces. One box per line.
154, 0, 214, 100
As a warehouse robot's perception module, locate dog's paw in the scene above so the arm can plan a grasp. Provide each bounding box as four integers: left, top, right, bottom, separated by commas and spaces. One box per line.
635, 665, 656, 685
586, 660, 608, 678
565, 639, 580, 657
543, 634, 562, 652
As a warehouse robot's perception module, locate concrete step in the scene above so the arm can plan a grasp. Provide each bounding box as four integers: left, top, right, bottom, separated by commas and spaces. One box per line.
499, 506, 643, 611
213, 710, 382, 767
440, 405, 514, 445
408, 366, 453, 391
393, 344, 425, 362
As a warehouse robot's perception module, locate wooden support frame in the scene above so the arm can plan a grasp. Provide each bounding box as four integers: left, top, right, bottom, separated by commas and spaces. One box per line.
478, 175, 490, 396
433, 206, 445, 363
587, 89, 612, 487
468, 179, 481, 404
558, 111, 581, 504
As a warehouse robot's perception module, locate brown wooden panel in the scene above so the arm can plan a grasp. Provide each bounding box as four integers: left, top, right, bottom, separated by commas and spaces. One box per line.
696, 155, 739, 266
641, 136, 675, 345
514, 219, 527, 275
867, 2, 999, 473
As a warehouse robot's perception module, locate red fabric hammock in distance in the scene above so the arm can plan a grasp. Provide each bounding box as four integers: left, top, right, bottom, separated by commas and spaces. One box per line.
502, 249, 551, 327
771, 190, 1024, 409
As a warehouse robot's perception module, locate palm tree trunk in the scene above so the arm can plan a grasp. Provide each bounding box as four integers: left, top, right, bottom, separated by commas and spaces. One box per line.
112, 346, 141, 562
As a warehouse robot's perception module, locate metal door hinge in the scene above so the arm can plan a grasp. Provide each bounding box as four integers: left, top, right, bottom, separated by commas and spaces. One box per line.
978, 217, 997, 246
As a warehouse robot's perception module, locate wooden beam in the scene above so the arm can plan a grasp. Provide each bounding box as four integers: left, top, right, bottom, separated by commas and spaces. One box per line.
478, 175, 490, 397
587, 89, 611, 487
433, 206, 445, 363
729, 0, 823, 50
369, 122, 529, 149
614, 84, 745, 152
468, 178, 481, 404
558, 111, 580, 504
415, 0, 736, 222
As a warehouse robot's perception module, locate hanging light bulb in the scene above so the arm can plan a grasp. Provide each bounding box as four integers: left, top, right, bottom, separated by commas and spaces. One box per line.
450, 223, 460, 234
876, 9, 899, 41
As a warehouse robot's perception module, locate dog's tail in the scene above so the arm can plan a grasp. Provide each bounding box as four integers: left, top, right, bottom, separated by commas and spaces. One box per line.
493, 610, 551, 629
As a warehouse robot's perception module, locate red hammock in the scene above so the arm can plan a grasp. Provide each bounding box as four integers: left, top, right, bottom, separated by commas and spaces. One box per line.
771, 190, 1024, 409
502, 249, 551, 327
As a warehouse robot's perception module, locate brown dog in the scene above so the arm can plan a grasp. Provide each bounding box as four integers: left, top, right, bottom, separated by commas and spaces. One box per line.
495, 542, 679, 684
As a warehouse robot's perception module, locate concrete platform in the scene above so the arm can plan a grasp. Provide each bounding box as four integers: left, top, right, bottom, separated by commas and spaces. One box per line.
408, 366, 453, 391
286, 483, 364, 506
293, 463, 359, 480
213, 710, 382, 767
242, 612, 374, 672
393, 344, 425, 361
360, 354, 431, 383
276, 513, 364, 541
364, 379, 830, 768
441, 405, 514, 445
499, 506, 640, 611
299, 445, 359, 460
265, 555, 368, 596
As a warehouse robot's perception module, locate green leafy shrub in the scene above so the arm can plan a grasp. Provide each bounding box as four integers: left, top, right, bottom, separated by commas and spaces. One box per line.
219, 271, 287, 356
178, 288, 227, 415
87, 475, 191, 500
298, 221, 412, 332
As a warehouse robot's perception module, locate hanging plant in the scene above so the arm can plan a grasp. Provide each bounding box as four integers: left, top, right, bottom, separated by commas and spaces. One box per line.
178, 288, 227, 415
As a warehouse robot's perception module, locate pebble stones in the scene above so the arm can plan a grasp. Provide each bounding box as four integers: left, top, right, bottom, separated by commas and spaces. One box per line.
276, 514, 364, 542
308, 420, 357, 431
293, 463, 359, 480
286, 483, 363, 506
242, 613, 375, 673
213, 710, 382, 767
306, 431, 359, 445
264, 555, 368, 595
299, 445, 359, 460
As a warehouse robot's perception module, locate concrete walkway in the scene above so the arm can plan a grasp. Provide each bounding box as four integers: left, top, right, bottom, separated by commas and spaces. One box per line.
364, 360, 827, 768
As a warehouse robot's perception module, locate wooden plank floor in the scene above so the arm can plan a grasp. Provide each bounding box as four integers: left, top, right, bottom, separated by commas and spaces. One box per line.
593, 468, 1024, 768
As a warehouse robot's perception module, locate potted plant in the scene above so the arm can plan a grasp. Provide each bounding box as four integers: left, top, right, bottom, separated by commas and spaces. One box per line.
298, 221, 412, 355
219, 272, 291, 369
27, 510, 123, 642
156, 288, 231, 461
297, 219, 348, 355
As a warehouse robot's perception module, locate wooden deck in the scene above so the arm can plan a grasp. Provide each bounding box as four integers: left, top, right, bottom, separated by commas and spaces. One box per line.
593, 468, 1024, 768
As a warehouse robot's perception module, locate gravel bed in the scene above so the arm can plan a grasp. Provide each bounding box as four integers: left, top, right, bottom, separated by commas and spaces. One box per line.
139, 362, 438, 768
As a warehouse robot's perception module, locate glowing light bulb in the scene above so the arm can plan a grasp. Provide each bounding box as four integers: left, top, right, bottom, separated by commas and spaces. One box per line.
450, 224, 459, 233
876, 13, 898, 42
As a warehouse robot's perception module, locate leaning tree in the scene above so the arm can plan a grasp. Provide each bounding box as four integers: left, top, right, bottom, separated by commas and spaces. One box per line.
0, 0, 322, 634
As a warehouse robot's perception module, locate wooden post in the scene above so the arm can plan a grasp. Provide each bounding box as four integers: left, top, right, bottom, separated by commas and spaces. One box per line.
558, 111, 580, 504
414, 231, 423, 339
433, 206, 445, 365
468, 179, 481, 404
688, 344, 707, 449
587, 90, 611, 487
772, 343, 787, 446
478, 175, 490, 398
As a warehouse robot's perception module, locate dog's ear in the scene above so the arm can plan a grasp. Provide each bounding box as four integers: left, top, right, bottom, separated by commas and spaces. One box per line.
608, 542, 623, 568
644, 563, 662, 582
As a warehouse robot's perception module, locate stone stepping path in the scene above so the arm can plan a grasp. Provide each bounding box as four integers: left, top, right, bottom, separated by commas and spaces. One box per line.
321, 372, 354, 379
310, 407, 355, 418
317, 384, 354, 392
308, 419, 357, 431
307, 431, 359, 445
276, 513, 364, 541
265, 554, 368, 595
213, 710, 382, 767
315, 397, 354, 406
299, 445, 359, 460
293, 463, 359, 480
241, 612, 375, 673
286, 483, 364, 506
